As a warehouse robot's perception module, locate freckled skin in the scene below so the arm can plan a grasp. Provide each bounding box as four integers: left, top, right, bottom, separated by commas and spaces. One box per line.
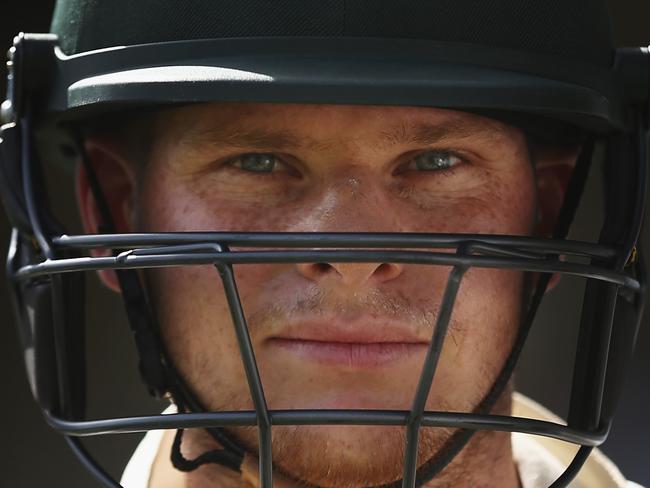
131, 103, 536, 487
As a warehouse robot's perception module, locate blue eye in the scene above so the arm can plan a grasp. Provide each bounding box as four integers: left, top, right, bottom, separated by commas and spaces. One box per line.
413, 151, 462, 171
232, 153, 279, 172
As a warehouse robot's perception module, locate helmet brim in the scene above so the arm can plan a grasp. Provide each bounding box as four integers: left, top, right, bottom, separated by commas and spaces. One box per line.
40, 37, 625, 132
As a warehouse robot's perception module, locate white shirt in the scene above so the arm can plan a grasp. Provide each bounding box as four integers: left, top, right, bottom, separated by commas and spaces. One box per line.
121, 393, 643, 488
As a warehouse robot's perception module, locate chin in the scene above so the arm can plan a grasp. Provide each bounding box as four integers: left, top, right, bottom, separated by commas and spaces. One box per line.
236, 424, 451, 488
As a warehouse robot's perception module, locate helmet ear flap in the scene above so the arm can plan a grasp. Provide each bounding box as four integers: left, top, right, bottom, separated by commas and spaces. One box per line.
7, 230, 61, 414
7, 232, 87, 421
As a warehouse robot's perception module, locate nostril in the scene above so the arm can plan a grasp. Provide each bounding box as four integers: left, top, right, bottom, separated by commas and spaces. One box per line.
314, 262, 335, 274
376, 263, 391, 274
375, 262, 402, 281
296, 262, 339, 281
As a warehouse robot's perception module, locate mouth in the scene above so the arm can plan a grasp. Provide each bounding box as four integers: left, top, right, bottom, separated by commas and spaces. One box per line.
266, 318, 430, 368
268, 339, 429, 367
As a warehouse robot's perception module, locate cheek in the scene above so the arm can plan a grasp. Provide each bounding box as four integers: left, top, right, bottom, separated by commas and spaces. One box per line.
455, 268, 524, 356
146, 266, 236, 392
429, 266, 524, 410
139, 166, 295, 232
139, 164, 215, 231
146, 262, 264, 410
145, 256, 291, 409
457, 166, 535, 236
424, 172, 534, 402
439, 168, 535, 236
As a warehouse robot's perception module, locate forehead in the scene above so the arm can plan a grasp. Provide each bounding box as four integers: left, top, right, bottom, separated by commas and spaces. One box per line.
152, 102, 523, 150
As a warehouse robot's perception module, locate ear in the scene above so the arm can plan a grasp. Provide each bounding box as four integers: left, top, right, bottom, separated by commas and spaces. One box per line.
533, 143, 581, 290
76, 135, 137, 292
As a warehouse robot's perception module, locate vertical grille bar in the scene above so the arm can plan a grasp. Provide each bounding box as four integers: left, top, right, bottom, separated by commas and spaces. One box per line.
217, 262, 274, 487
401, 264, 467, 487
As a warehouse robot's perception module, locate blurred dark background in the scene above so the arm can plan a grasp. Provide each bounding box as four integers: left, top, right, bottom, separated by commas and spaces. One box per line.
1, 2, 649, 487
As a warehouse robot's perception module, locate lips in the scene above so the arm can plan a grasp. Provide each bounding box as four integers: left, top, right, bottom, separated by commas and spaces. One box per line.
266, 318, 430, 368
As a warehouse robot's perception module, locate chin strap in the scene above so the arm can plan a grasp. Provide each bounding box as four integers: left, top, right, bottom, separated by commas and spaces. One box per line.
171, 428, 243, 473
162, 354, 247, 472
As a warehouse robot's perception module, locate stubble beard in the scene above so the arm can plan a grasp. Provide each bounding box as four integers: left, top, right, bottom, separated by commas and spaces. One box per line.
213, 414, 455, 487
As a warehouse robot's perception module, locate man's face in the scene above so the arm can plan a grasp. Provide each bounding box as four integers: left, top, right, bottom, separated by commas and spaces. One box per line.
129, 103, 537, 485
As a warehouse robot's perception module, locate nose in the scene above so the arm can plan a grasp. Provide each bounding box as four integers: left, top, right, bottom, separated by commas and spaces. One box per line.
292, 172, 406, 287
296, 261, 403, 287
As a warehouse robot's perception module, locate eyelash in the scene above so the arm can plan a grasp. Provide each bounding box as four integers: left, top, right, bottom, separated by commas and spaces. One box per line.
394, 149, 468, 176
225, 153, 296, 176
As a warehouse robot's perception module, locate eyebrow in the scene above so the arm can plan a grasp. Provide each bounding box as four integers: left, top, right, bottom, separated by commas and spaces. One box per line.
185, 127, 325, 151
185, 119, 505, 151
379, 120, 506, 147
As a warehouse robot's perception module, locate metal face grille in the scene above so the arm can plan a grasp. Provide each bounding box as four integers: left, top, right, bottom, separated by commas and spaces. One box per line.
15, 232, 638, 488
